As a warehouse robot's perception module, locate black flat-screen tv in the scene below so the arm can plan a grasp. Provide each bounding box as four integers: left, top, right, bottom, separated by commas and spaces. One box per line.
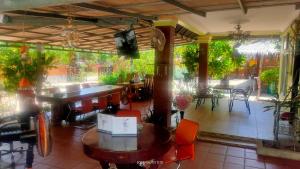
114, 29, 139, 59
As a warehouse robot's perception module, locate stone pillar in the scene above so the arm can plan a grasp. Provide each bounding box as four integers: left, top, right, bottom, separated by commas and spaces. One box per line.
198, 36, 211, 89
292, 35, 300, 99
153, 26, 175, 128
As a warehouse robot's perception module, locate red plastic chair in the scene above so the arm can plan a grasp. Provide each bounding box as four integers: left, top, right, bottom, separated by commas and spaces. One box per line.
161, 119, 199, 169
66, 98, 94, 123
116, 110, 142, 123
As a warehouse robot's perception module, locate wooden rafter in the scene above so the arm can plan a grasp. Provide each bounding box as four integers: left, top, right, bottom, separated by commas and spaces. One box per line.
72, 3, 157, 21
0, 0, 92, 13
8, 10, 98, 23
237, 0, 247, 14
160, 0, 206, 17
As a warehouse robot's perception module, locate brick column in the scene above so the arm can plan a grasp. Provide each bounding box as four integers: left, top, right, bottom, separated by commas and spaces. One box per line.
198, 36, 211, 89
153, 26, 175, 128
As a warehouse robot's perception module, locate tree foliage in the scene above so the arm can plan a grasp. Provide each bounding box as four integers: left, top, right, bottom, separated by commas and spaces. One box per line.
181, 44, 199, 80
260, 68, 279, 85
0, 47, 56, 92
208, 40, 246, 79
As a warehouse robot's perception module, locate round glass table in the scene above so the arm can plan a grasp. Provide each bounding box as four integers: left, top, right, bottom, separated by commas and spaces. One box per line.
82, 123, 172, 169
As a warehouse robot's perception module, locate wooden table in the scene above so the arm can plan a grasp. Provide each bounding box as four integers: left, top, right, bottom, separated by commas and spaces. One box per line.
82, 123, 172, 169
37, 85, 123, 125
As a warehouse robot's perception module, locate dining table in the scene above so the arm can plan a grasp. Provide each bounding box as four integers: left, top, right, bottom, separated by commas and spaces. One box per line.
82, 123, 172, 169
117, 82, 144, 90
37, 85, 123, 125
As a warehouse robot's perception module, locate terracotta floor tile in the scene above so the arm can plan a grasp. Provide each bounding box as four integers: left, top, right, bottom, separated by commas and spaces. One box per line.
224, 163, 244, 169
227, 148, 245, 158
71, 162, 100, 169
206, 153, 226, 162
225, 156, 244, 165
246, 149, 257, 153
209, 145, 228, 155
265, 163, 290, 169
202, 160, 223, 169
246, 152, 263, 160
263, 157, 285, 165
246, 167, 264, 169
245, 159, 266, 169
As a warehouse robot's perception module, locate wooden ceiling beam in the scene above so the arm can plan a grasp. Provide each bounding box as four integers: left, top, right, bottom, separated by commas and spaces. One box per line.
115, 1, 164, 9
0, 0, 93, 13
237, 0, 247, 14
160, 0, 206, 17
72, 3, 157, 21
295, 3, 300, 10
8, 10, 98, 23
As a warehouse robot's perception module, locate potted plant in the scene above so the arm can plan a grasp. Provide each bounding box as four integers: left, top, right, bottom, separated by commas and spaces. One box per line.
260, 68, 279, 95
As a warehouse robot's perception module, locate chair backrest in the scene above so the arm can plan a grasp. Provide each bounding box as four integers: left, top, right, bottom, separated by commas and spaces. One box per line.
81, 99, 93, 113
98, 96, 108, 109
175, 119, 199, 145
116, 110, 142, 123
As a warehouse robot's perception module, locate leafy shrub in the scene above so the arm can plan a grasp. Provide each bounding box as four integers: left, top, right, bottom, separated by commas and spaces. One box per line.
182, 44, 199, 80
0, 47, 56, 92
260, 68, 279, 85
99, 70, 128, 85
208, 40, 246, 79
100, 72, 119, 85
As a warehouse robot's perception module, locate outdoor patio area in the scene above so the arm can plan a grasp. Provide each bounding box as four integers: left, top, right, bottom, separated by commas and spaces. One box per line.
2, 0, 300, 169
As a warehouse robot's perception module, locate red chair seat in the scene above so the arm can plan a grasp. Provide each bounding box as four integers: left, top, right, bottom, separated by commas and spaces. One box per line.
161, 119, 199, 168
162, 144, 194, 163
280, 112, 294, 121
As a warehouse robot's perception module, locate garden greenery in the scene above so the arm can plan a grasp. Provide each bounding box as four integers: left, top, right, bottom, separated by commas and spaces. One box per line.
0, 47, 56, 92
260, 68, 279, 86
208, 40, 246, 79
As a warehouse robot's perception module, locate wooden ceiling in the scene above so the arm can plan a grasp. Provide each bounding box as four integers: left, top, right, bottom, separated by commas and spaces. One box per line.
0, 0, 299, 51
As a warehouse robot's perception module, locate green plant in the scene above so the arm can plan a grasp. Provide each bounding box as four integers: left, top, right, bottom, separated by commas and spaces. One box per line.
0, 47, 56, 93
100, 72, 120, 85
260, 68, 279, 86
181, 44, 199, 80
208, 40, 246, 79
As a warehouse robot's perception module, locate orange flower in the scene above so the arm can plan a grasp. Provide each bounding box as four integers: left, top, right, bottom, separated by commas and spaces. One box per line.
20, 45, 29, 54
19, 77, 31, 88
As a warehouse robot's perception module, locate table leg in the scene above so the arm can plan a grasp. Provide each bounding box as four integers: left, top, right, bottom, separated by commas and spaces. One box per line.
99, 161, 146, 169
51, 103, 66, 126
99, 161, 109, 169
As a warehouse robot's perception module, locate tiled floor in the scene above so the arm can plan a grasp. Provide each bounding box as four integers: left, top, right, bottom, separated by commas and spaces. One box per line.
185, 97, 276, 140
120, 92, 278, 141
1, 127, 300, 169
1, 99, 299, 169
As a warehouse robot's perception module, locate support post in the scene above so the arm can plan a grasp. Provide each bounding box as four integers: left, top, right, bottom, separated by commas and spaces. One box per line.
198, 36, 211, 89
292, 35, 300, 100
153, 25, 175, 128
